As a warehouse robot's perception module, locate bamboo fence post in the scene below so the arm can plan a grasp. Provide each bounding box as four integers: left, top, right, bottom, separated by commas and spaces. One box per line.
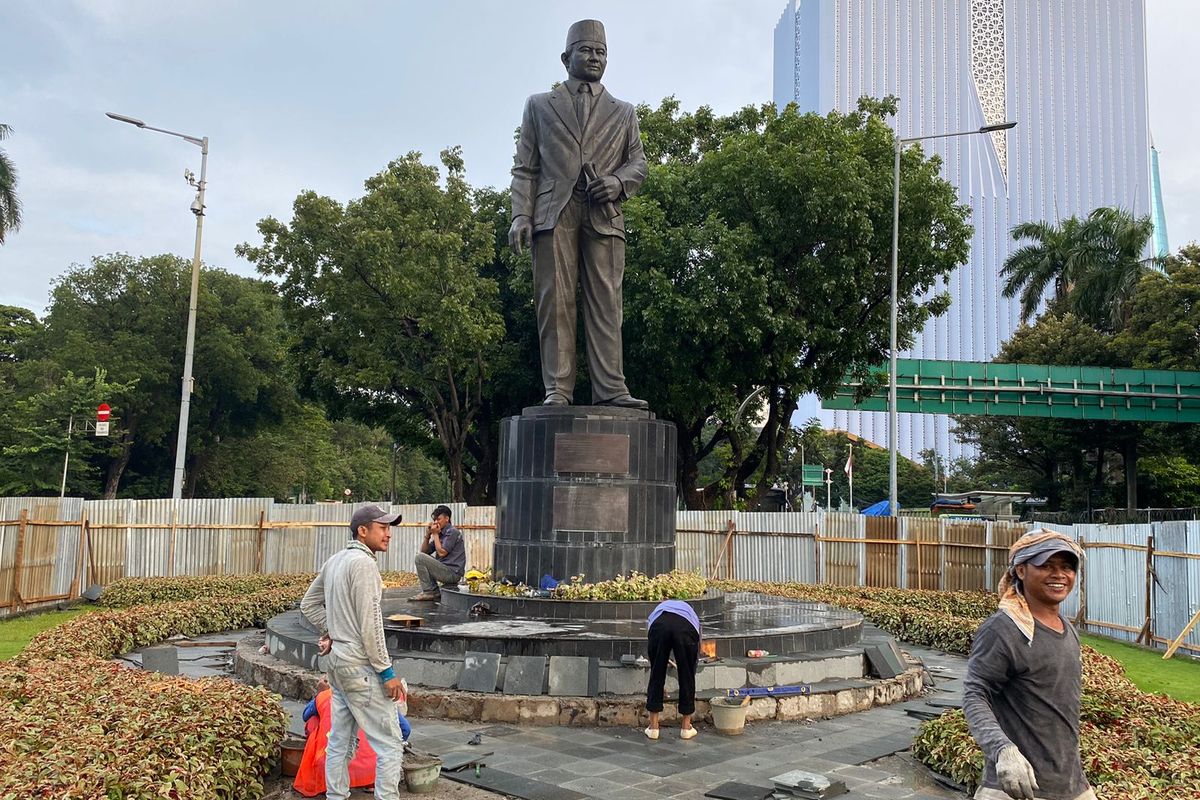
70, 508, 88, 598
167, 508, 178, 578
709, 520, 737, 581
1137, 534, 1154, 645
916, 536, 923, 591
12, 509, 27, 610
255, 511, 266, 574
85, 517, 98, 589
1073, 534, 1087, 627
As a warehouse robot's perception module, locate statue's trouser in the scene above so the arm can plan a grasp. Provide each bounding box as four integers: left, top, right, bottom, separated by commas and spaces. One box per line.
531, 190, 629, 404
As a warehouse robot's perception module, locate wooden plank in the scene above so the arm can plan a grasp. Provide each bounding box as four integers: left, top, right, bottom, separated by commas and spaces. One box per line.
13, 510, 27, 610
1163, 608, 1200, 659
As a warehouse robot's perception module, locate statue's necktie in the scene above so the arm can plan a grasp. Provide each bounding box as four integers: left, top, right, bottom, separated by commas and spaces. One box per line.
576, 84, 593, 132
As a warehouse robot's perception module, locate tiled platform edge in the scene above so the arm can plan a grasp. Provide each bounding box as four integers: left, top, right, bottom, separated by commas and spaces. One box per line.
235, 632, 926, 728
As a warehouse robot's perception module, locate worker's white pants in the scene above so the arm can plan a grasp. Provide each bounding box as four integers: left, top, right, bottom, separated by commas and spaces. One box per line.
324, 652, 405, 800
975, 787, 1097, 800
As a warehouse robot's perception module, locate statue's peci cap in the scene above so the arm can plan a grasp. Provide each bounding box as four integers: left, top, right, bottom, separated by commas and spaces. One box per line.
566, 19, 606, 49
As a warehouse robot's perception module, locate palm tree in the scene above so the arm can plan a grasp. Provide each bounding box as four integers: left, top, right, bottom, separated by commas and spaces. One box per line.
0, 124, 21, 244
1001, 207, 1159, 330
1000, 215, 1089, 323
1068, 208, 1158, 330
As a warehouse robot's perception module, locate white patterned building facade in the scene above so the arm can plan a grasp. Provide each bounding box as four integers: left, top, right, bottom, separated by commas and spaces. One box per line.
774, 0, 1165, 462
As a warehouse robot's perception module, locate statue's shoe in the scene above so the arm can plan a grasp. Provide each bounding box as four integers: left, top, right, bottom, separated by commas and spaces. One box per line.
597, 394, 649, 409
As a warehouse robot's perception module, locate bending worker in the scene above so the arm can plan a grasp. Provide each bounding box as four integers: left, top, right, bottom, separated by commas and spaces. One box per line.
644, 599, 700, 741
963, 528, 1095, 800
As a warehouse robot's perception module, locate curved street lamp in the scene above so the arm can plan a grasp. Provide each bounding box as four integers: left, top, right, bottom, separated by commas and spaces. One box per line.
889, 119, 1016, 517
107, 112, 208, 500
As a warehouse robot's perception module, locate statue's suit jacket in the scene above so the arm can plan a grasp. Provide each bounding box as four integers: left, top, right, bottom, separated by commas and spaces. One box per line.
510, 81, 647, 237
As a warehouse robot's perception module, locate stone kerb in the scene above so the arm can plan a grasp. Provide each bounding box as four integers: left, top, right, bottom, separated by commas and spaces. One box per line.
235, 633, 926, 728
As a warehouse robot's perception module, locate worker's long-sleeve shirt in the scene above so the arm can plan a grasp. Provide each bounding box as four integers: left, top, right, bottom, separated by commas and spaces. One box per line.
301, 541, 391, 676
962, 612, 1089, 800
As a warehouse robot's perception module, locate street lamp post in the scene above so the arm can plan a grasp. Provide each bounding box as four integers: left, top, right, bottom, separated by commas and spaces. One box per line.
888, 119, 1015, 518
107, 112, 208, 501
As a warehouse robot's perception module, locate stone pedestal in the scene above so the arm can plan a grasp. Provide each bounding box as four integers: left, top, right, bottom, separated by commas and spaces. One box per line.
494, 405, 676, 586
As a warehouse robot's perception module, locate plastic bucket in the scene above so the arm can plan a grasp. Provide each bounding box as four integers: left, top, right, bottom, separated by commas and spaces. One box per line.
709, 695, 751, 735
402, 753, 443, 794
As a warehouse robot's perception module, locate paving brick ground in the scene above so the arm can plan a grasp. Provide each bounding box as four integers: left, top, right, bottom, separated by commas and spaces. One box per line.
133, 630, 972, 799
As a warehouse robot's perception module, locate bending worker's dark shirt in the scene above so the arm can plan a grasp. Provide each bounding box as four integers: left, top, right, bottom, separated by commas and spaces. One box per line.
963, 612, 1089, 800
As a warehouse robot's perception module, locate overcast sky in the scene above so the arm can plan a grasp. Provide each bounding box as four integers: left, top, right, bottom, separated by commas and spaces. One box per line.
2, 1, 1196, 314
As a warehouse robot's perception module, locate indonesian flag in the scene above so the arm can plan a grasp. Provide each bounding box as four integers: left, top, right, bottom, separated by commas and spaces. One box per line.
844, 443, 854, 477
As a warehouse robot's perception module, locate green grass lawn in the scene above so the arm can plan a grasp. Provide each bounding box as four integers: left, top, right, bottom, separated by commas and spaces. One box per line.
0, 609, 89, 660
1082, 633, 1200, 704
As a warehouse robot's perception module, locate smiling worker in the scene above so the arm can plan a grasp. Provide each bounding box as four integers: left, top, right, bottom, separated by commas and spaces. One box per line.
301, 504, 406, 800
963, 529, 1094, 800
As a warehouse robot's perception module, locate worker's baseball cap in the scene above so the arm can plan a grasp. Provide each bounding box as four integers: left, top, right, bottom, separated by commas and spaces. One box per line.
349, 504, 403, 537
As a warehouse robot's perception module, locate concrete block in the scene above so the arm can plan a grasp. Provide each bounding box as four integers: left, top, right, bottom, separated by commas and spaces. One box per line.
481, 697, 521, 723
599, 665, 646, 696
518, 698, 560, 725
745, 697, 777, 721
142, 645, 179, 675
557, 698, 599, 726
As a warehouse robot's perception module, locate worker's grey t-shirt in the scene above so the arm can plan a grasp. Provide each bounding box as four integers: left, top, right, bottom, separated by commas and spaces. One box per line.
963, 612, 1089, 800
436, 524, 466, 575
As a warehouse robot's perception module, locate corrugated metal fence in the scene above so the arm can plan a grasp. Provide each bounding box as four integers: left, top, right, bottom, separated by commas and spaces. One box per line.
1, 498, 1196, 656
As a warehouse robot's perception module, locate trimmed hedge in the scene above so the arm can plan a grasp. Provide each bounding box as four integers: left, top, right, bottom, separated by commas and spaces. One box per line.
99, 574, 314, 608
0, 658, 286, 798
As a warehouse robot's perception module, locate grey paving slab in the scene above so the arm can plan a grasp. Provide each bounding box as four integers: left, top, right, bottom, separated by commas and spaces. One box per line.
559, 774, 651, 798
503, 654, 548, 695
548, 655, 595, 696
457, 651, 501, 692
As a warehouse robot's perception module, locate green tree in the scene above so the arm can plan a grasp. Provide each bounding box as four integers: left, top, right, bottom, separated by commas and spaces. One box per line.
1001, 207, 1158, 330
952, 313, 1128, 511
0, 124, 21, 244
34, 254, 293, 498
239, 149, 504, 502
0, 369, 136, 495
624, 97, 972, 508
1113, 244, 1200, 507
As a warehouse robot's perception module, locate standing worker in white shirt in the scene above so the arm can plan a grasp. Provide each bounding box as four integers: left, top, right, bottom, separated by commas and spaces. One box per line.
301, 504, 406, 800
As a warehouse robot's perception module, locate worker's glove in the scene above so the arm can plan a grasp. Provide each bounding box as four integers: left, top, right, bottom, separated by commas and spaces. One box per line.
996, 745, 1039, 799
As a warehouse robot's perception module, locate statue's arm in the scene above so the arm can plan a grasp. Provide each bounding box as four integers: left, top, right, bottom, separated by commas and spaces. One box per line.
510, 97, 540, 220
611, 107, 648, 201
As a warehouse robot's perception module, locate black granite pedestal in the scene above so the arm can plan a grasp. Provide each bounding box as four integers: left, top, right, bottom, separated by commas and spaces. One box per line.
494, 404, 677, 586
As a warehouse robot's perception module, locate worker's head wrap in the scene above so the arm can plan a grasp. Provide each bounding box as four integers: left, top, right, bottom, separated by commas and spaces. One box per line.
997, 528, 1084, 644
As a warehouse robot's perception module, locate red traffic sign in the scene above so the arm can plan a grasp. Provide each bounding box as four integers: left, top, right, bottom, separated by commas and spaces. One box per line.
97, 403, 111, 422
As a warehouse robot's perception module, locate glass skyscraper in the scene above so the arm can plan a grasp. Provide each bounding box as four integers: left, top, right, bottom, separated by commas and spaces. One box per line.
774, 0, 1167, 462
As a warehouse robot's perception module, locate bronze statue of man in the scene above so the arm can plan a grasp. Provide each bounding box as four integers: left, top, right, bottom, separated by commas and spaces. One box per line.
509, 19, 649, 409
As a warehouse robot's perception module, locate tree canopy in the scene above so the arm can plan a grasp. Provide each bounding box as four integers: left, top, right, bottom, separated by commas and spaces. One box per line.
623, 97, 971, 507
238, 148, 504, 502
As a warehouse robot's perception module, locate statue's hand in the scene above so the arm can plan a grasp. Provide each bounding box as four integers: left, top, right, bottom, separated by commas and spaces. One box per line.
586, 175, 622, 204
508, 216, 532, 256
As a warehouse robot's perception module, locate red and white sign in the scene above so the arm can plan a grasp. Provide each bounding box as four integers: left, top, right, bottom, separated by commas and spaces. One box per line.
96, 404, 111, 436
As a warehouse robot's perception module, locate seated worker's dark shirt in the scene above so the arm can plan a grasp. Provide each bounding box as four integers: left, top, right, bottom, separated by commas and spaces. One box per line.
433, 524, 466, 575
963, 612, 1089, 800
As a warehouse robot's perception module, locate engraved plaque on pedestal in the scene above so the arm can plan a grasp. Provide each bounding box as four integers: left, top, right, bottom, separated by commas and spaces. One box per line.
554, 433, 630, 474
553, 485, 629, 532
